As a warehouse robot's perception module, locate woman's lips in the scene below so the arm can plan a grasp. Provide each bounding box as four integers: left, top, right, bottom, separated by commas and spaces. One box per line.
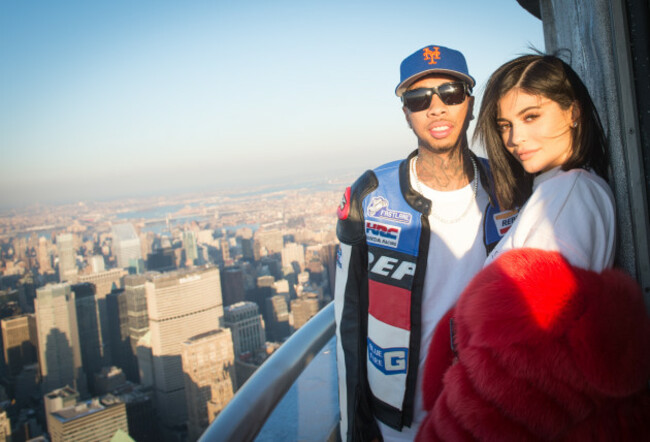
517, 149, 538, 162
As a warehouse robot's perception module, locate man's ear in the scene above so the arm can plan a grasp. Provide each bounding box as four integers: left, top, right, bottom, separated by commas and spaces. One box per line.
403, 106, 412, 129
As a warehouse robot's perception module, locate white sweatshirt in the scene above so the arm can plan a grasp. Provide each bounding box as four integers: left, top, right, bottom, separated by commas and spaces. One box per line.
485, 167, 616, 272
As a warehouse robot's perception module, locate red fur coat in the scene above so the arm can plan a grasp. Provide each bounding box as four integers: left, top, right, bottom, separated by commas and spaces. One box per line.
416, 249, 650, 441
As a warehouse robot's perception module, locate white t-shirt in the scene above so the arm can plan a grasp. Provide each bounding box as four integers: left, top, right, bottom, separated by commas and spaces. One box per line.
485, 167, 616, 271
379, 167, 490, 441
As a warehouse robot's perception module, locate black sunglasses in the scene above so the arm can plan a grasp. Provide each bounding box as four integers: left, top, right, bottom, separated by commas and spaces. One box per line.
402, 82, 470, 112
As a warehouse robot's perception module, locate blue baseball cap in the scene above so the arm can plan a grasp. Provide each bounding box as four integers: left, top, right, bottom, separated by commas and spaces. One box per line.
395, 45, 475, 97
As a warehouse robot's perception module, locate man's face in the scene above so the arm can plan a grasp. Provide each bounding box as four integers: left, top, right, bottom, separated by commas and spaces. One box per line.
403, 74, 474, 154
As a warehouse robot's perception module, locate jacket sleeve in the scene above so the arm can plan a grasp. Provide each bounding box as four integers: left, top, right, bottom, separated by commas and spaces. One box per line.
334, 170, 383, 442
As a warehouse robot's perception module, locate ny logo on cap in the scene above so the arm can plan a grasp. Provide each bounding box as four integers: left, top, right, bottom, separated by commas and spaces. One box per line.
423, 46, 441, 65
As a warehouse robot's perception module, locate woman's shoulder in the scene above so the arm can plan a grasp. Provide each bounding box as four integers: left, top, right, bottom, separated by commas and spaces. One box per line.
567, 168, 615, 205
536, 168, 613, 203
568, 167, 611, 187
527, 168, 615, 233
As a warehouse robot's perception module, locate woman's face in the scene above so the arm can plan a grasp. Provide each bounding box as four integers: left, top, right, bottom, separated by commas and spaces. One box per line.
496, 88, 577, 174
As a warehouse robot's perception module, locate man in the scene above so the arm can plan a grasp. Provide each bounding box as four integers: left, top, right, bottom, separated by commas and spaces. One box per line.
334, 44, 514, 441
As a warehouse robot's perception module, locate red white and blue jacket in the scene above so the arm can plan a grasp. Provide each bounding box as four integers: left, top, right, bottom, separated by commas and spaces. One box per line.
334, 150, 507, 441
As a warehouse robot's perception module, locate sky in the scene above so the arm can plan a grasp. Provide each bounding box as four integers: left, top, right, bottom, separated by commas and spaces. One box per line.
0, 0, 544, 209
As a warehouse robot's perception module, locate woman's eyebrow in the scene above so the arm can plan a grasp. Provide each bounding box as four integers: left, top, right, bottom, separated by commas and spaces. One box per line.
515, 105, 542, 116
498, 104, 542, 120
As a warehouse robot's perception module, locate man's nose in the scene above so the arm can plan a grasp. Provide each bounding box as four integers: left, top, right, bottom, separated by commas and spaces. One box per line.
426, 93, 447, 115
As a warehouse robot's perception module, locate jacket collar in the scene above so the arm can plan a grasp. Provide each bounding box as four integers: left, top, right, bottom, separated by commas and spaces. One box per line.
400, 150, 431, 215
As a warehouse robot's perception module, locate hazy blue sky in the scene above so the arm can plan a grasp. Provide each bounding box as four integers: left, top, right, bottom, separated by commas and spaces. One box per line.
0, 0, 544, 209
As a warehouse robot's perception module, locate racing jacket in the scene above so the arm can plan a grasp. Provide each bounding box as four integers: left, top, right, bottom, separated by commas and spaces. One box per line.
334, 150, 512, 441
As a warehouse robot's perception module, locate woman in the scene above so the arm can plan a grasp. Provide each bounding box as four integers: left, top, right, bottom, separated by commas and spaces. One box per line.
416, 55, 650, 440
479, 54, 615, 271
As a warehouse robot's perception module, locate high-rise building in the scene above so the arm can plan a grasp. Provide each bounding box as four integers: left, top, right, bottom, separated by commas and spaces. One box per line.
181, 329, 235, 441
224, 302, 265, 357
135, 332, 154, 389
254, 229, 283, 256
78, 268, 126, 366
304, 244, 321, 264
240, 237, 256, 260
106, 289, 133, 382
93, 366, 127, 395
281, 242, 305, 271
256, 275, 275, 288
306, 258, 325, 275
38, 237, 53, 273
147, 246, 178, 272
71, 283, 103, 392
244, 284, 273, 326
0, 409, 11, 441
140, 231, 156, 263
77, 268, 125, 300
320, 243, 338, 299
272, 279, 290, 295
111, 223, 142, 270
220, 267, 245, 307
260, 256, 283, 280
47, 394, 128, 442
290, 295, 320, 330
114, 385, 156, 442
14, 363, 40, 410
11, 408, 44, 441
56, 233, 77, 283
89, 255, 106, 273
16, 275, 37, 313
146, 266, 223, 429
183, 231, 199, 267
35, 283, 86, 395
235, 227, 253, 240
147, 247, 176, 272
11, 236, 26, 262
265, 295, 291, 342
124, 275, 148, 382
297, 271, 310, 285
196, 229, 216, 245
220, 238, 231, 263
1, 313, 37, 376
44, 386, 80, 433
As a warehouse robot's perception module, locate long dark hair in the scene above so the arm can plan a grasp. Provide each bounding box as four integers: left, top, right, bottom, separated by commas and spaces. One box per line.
475, 54, 608, 210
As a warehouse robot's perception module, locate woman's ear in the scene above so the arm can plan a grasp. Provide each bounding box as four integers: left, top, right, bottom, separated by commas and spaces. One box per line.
571, 101, 581, 126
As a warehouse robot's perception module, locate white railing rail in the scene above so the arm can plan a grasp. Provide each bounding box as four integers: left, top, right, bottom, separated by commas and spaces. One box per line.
199, 301, 336, 442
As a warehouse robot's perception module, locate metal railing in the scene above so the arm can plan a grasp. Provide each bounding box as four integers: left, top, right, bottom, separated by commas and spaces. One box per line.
199, 301, 336, 442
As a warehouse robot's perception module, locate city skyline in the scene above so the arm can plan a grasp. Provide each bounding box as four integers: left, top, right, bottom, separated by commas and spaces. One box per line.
0, 181, 342, 440
0, 0, 544, 209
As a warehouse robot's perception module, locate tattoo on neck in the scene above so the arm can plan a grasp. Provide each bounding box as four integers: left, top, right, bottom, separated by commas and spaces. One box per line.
416, 151, 473, 190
